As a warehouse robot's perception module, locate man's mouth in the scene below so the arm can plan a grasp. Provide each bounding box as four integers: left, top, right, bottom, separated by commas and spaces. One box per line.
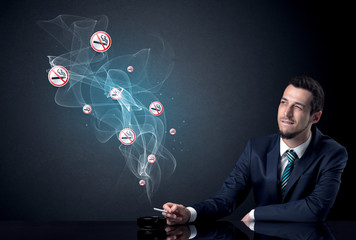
280, 118, 295, 125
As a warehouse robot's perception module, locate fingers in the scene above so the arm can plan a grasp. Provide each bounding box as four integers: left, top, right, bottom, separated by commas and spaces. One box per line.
162, 202, 187, 225
163, 202, 182, 212
171, 203, 179, 212
163, 202, 174, 212
162, 211, 184, 222
162, 202, 176, 219
241, 212, 251, 222
164, 203, 184, 214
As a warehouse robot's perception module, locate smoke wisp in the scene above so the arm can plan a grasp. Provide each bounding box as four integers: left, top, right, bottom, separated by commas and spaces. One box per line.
38, 15, 177, 201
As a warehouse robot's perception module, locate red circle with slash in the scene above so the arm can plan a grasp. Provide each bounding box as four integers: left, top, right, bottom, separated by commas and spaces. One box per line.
83, 104, 92, 114
139, 180, 146, 186
48, 66, 69, 87
149, 101, 164, 116
110, 88, 122, 100
169, 128, 176, 135
119, 128, 136, 145
90, 31, 111, 52
127, 66, 134, 72
147, 154, 156, 163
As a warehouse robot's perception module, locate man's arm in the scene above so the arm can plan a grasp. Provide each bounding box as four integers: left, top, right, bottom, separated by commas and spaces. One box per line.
254, 146, 348, 222
162, 203, 191, 225
162, 141, 253, 225
191, 140, 252, 221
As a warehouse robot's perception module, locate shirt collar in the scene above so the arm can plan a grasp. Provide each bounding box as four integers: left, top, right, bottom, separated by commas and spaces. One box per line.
280, 131, 312, 158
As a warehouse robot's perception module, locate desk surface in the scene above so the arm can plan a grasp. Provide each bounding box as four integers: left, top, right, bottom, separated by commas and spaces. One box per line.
0, 220, 355, 239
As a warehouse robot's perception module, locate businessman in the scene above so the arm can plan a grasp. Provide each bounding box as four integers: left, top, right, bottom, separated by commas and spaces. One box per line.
162, 76, 348, 225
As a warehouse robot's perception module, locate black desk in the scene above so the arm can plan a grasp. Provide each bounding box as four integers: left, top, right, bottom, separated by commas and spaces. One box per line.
0, 220, 355, 239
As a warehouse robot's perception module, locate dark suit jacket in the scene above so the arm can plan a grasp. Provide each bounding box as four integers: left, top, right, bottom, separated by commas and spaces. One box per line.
192, 127, 348, 222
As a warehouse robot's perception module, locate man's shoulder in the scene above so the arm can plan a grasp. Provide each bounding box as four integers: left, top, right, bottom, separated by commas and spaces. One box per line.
314, 128, 347, 155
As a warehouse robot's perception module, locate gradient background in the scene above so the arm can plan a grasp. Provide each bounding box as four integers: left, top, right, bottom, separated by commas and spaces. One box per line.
0, 0, 353, 221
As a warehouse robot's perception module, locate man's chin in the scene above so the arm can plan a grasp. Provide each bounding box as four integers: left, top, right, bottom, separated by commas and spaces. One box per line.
278, 129, 300, 139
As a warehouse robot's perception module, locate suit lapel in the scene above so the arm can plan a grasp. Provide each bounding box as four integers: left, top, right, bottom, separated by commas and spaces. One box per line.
283, 127, 321, 200
266, 136, 281, 203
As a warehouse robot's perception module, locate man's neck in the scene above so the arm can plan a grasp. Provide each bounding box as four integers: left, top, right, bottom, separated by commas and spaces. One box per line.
282, 129, 311, 148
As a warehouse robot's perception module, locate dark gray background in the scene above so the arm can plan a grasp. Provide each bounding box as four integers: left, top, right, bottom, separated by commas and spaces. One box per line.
0, 0, 353, 220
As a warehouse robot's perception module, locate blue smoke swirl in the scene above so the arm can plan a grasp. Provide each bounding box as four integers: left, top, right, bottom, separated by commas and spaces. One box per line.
38, 15, 176, 201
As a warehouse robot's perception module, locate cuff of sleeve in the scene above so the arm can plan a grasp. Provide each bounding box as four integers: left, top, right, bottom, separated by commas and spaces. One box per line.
249, 209, 255, 221
186, 207, 197, 223
248, 209, 255, 231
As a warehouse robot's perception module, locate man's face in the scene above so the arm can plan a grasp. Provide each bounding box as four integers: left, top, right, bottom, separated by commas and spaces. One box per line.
277, 84, 315, 139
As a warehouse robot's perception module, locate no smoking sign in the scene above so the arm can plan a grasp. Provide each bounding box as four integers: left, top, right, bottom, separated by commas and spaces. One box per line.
147, 154, 156, 163
48, 66, 69, 87
119, 128, 136, 145
90, 31, 111, 52
149, 101, 164, 116
110, 88, 122, 100
83, 104, 92, 114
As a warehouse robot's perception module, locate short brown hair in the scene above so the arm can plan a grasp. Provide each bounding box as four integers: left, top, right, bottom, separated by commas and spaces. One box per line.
289, 75, 324, 115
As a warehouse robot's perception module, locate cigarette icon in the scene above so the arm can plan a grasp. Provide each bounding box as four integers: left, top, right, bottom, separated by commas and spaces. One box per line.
93, 41, 108, 46
121, 136, 133, 139
122, 131, 134, 139
151, 106, 162, 111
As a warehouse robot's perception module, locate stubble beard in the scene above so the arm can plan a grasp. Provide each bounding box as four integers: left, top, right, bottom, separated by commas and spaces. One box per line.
278, 122, 309, 140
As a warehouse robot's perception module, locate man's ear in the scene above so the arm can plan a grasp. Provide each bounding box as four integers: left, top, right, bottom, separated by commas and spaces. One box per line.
311, 111, 322, 124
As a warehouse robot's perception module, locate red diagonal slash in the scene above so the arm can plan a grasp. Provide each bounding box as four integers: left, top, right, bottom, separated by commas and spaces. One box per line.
122, 131, 134, 144
95, 33, 107, 50
52, 70, 67, 83
155, 103, 162, 114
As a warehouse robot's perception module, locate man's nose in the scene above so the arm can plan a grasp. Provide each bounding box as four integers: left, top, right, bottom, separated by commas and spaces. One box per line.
285, 106, 293, 118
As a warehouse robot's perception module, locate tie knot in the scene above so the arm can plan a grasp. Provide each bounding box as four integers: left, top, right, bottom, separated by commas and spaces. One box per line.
286, 149, 298, 163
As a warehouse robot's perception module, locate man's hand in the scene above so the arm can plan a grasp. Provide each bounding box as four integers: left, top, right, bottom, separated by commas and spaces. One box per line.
241, 212, 251, 222
241, 212, 253, 229
162, 202, 191, 225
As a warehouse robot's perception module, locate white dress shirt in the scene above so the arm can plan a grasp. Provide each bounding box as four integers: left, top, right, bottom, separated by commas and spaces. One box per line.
248, 132, 312, 229
188, 132, 312, 226
279, 132, 312, 178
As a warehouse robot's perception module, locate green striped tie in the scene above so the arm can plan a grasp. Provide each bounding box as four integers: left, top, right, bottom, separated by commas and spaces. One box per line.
281, 149, 298, 198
